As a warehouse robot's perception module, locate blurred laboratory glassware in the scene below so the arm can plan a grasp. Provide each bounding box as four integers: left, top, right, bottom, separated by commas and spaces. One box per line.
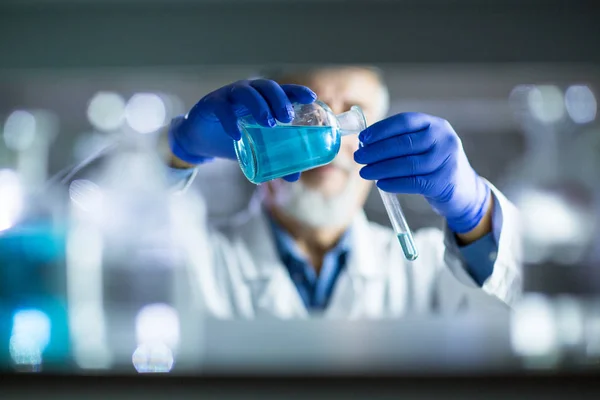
87, 92, 126, 132
125, 93, 167, 134
0, 169, 24, 232
507, 83, 600, 367
0, 114, 70, 371
565, 85, 597, 124
66, 132, 204, 373
2, 109, 59, 190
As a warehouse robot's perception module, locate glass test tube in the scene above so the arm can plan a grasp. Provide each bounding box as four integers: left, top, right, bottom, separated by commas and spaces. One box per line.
378, 188, 419, 261
358, 138, 419, 262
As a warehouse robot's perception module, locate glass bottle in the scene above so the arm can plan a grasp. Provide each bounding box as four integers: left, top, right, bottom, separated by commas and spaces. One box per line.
234, 100, 366, 184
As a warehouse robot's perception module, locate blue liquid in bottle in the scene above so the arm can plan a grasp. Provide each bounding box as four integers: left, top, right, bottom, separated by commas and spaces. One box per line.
235, 124, 340, 184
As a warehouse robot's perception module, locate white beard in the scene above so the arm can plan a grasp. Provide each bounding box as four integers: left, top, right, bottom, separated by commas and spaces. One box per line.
269, 156, 360, 228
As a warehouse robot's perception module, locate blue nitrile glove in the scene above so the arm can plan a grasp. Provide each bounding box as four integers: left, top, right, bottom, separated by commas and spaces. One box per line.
168, 79, 317, 182
354, 112, 491, 234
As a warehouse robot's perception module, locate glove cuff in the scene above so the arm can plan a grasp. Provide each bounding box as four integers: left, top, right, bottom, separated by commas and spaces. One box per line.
168, 116, 214, 165
446, 177, 491, 234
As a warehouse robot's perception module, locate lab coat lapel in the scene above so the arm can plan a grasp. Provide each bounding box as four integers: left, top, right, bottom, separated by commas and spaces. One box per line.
325, 212, 389, 319
236, 209, 308, 318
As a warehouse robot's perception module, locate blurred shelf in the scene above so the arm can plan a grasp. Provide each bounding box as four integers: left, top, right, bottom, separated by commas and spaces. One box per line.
0, 1, 599, 69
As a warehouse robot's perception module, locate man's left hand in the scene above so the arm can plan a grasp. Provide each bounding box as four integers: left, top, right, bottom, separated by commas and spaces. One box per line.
354, 112, 491, 235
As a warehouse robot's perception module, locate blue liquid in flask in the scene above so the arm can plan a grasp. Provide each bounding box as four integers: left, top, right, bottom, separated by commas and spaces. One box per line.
235, 125, 340, 184
397, 232, 418, 261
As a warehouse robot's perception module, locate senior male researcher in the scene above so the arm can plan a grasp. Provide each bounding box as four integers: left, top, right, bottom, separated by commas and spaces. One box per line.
159, 66, 521, 318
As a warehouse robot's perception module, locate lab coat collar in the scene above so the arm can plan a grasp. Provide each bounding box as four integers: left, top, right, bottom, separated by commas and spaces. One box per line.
234, 207, 307, 317
326, 211, 390, 318
345, 211, 388, 279
266, 209, 353, 273
233, 207, 389, 318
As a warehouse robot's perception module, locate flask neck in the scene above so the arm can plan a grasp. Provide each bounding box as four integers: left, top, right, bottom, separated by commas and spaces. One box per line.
336, 106, 367, 136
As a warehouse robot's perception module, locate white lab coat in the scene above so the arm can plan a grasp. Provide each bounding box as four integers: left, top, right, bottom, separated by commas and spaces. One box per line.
175, 182, 522, 319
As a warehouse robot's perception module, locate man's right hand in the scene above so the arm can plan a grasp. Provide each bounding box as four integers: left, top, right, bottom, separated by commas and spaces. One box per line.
168, 79, 316, 173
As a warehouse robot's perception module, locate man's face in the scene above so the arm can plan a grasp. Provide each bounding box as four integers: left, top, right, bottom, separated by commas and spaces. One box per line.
285, 68, 384, 201
265, 67, 387, 229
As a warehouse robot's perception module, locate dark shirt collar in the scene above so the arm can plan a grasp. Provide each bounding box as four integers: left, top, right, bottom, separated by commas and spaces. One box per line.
266, 211, 353, 268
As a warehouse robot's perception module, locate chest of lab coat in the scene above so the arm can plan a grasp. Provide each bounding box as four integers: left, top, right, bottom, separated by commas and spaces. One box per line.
176, 185, 521, 320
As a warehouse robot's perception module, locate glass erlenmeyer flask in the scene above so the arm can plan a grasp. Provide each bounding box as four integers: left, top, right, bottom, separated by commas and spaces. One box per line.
234, 100, 365, 184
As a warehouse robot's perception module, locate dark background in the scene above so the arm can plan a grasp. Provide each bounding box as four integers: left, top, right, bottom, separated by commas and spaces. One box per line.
1, 0, 599, 68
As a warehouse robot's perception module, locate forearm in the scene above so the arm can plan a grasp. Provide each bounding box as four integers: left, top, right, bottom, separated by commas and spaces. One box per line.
156, 129, 200, 190
455, 194, 493, 245
158, 122, 205, 170
451, 183, 522, 305
169, 150, 199, 169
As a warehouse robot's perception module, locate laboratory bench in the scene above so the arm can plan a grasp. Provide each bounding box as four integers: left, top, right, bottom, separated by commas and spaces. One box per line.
2, 315, 600, 398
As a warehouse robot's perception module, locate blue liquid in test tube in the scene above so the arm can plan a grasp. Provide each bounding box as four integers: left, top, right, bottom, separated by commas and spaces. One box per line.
379, 188, 419, 261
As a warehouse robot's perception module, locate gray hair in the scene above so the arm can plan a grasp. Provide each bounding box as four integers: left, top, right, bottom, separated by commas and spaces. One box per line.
258, 65, 390, 122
